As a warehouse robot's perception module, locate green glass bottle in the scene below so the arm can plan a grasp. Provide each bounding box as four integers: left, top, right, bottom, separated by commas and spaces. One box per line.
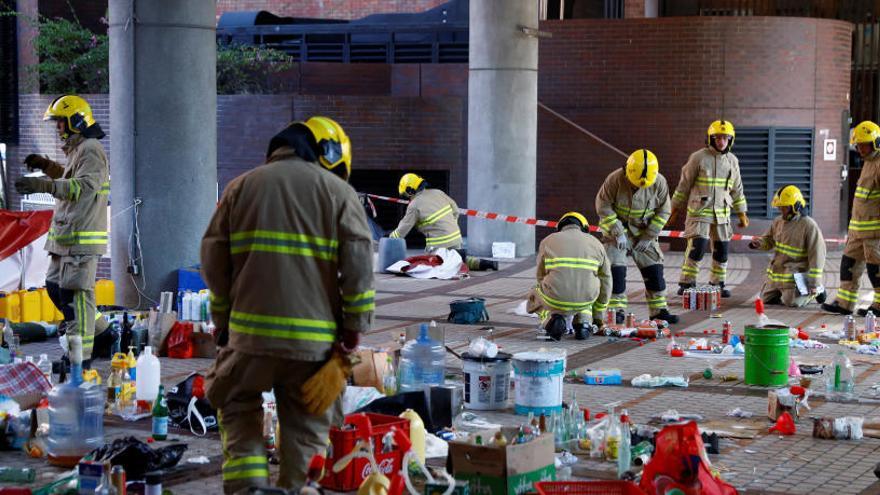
151, 384, 169, 441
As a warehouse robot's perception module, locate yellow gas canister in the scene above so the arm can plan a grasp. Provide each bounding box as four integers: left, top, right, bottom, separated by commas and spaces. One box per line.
19, 289, 42, 322
0, 291, 22, 323
38, 288, 59, 322
95, 279, 115, 307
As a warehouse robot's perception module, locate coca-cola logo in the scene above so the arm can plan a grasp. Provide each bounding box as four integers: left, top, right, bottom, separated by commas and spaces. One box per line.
361, 458, 395, 478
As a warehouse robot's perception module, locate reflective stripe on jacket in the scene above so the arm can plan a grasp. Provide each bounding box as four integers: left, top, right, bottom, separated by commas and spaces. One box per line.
389, 189, 462, 249
754, 214, 826, 290
595, 168, 671, 239
849, 155, 880, 239
536, 225, 611, 313
672, 147, 747, 225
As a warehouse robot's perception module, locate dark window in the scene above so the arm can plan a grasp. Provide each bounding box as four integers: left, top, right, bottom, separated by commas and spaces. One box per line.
0, 9, 17, 144
736, 127, 814, 218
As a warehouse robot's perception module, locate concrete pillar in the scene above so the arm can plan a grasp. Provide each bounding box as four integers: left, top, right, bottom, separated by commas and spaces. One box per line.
467, 0, 538, 256
108, 0, 217, 307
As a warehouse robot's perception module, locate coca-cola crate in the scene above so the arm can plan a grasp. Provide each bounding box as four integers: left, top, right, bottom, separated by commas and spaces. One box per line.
321, 412, 410, 492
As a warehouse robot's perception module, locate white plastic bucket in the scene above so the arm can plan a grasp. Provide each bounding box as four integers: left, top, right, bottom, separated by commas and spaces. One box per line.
512, 350, 566, 415
462, 352, 512, 410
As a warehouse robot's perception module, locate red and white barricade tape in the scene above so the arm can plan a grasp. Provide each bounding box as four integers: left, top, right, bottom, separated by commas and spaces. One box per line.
364, 193, 848, 244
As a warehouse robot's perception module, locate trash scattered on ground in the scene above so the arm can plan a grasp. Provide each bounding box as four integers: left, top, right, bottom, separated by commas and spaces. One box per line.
342, 386, 385, 415
727, 408, 753, 418
650, 409, 703, 424
813, 416, 864, 440
584, 369, 622, 385
88, 436, 187, 479
790, 339, 828, 349
631, 374, 689, 388
186, 455, 210, 464
769, 412, 796, 435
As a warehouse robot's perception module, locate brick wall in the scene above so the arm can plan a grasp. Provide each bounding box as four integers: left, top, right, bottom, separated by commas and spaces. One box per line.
536, 16, 852, 237
216, 0, 448, 21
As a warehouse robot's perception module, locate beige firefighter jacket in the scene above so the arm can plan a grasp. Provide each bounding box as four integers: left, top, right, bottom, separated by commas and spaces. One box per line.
672, 147, 747, 225
596, 168, 671, 240
754, 214, 826, 290
389, 189, 462, 249
535, 225, 612, 313
849, 153, 880, 239
200, 148, 375, 361
41, 135, 110, 256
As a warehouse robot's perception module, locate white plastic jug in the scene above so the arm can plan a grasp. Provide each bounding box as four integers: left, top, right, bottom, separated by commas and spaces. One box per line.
135, 346, 161, 401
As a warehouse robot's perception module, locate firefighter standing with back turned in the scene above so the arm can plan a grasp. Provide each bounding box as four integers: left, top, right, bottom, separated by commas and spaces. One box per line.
671, 120, 749, 298
596, 149, 679, 325
823, 120, 880, 316
15, 95, 110, 368
201, 117, 374, 493
389, 173, 498, 271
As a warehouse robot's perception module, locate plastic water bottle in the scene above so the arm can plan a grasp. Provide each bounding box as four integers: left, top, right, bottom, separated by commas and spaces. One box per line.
181, 292, 192, 321
36, 353, 52, 385
398, 324, 445, 392
826, 350, 855, 401
136, 346, 161, 402
867, 311, 876, 334
46, 378, 104, 467
617, 412, 631, 478
190, 292, 202, 322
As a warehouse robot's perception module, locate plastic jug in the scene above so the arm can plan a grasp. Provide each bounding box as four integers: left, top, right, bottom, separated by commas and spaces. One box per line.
19, 289, 41, 322
136, 346, 161, 402
95, 279, 115, 307
398, 324, 445, 392
399, 409, 426, 465
377, 237, 407, 273
46, 379, 105, 467
0, 292, 21, 323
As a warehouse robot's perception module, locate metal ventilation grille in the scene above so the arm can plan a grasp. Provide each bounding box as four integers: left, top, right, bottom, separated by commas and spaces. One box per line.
736, 127, 814, 218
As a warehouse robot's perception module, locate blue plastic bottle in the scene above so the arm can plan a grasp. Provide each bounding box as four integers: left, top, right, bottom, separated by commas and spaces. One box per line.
398, 324, 445, 392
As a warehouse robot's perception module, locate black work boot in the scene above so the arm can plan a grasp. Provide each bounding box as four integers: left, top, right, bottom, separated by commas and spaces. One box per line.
573, 322, 590, 340
651, 309, 679, 325
764, 294, 783, 306
822, 301, 853, 315
857, 305, 880, 317
711, 282, 731, 298
677, 283, 694, 296
544, 314, 566, 342
815, 290, 827, 304
479, 259, 499, 271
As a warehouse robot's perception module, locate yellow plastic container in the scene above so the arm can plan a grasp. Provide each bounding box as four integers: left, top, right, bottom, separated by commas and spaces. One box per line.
0, 291, 22, 323
399, 408, 426, 465
19, 289, 42, 322
39, 288, 59, 322
96, 279, 115, 307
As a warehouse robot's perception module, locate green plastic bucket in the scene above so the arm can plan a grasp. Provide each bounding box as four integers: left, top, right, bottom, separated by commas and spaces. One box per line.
744, 325, 790, 387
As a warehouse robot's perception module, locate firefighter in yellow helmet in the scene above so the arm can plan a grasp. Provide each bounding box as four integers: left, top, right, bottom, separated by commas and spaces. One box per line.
202, 116, 374, 493
526, 212, 612, 341
389, 172, 498, 271
749, 185, 827, 307
596, 149, 678, 324
671, 120, 749, 298
823, 121, 880, 315
14, 95, 109, 368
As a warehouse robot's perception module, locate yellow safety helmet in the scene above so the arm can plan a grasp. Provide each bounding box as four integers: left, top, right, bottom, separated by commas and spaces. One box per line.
301, 116, 352, 181
707, 120, 735, 151
557, 211, 589, 233
771, 185, 806, 212
851, 120, 880, 151
398, 173, 425, 197
44, 95, 95, 139
625, 149, 659, 188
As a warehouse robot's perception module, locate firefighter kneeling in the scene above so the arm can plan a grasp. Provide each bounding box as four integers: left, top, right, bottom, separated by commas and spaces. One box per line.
527, 212, 611, 341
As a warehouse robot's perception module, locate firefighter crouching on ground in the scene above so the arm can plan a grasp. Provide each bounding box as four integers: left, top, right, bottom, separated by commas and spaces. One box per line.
671, 120, 749, 298
596, 149, 679, 325
749, 185, 827, 308
201, 117, 374, 493
527, 212, 612, 341
823, 120, 880, 316
15, 94, 110, 367
389, 173, 498, 271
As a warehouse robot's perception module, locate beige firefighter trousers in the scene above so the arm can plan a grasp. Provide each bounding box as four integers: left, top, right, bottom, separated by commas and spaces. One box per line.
46, 255, 98, 359
679, 221, 732, 285
832, 237, 880, 311
604, 234, 669, 315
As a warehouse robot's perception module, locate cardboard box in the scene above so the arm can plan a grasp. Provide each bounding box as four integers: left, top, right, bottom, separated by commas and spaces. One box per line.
767, 390, 796, 421
449, 429, 556, 495
191, 331, 217, 359
352, 349, 390, 392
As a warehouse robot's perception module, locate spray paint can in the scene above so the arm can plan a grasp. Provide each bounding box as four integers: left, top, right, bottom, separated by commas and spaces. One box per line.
682, 290, 690, 309
844, 315, 856, 341
625, 312, 636, 328
722, 320, 731, 344
606, 308, 615, 327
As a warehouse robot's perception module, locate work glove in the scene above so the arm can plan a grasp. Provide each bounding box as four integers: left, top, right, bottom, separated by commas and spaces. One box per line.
337, 328, 360, 355
14, 177, 51, 195
634, 239, 652, 253
23, 154, 53, 172
615, 234, 629, 251
301, 352, 355, 416
737, 212, 750, 228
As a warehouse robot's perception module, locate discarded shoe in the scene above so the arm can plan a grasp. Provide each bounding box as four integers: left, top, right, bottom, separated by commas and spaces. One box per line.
822, 301, 853, 315
651, 309, 679, 325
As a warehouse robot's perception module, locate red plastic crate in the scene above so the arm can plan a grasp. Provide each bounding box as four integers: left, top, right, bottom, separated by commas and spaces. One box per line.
321, 412, 410, 492
534, 481, 647, 495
